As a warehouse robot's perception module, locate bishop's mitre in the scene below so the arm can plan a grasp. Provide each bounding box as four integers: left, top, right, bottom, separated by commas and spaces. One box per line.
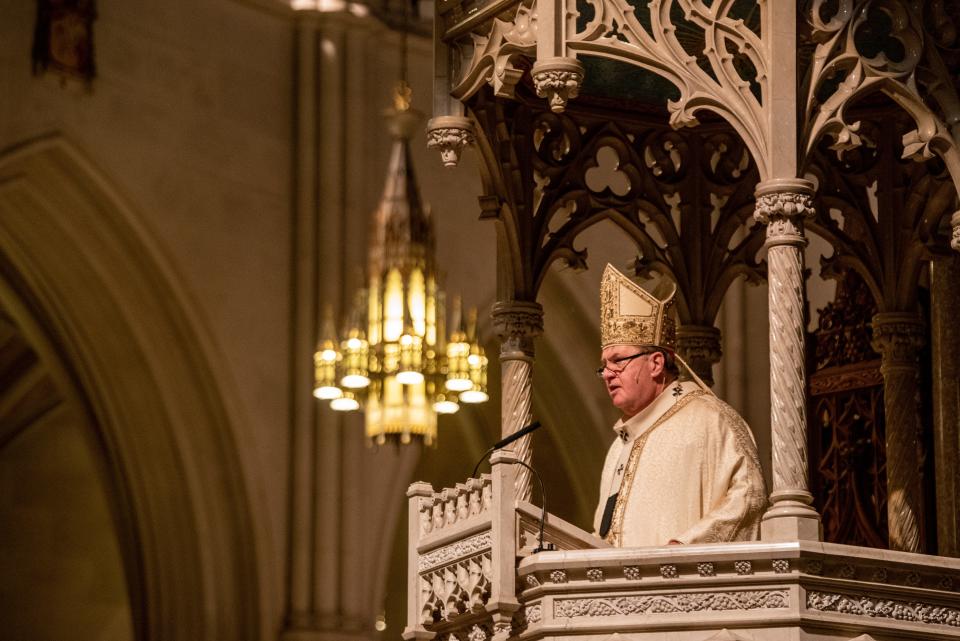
599, 263, 677, 350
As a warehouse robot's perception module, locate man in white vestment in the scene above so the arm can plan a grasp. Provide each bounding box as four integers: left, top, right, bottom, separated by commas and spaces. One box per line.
593, 264, 767, 547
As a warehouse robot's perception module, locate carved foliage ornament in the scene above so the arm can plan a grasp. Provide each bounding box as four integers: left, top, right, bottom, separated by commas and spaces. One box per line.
526, 603, 542, 624
531, 58, 585, 114
807, 591, 960, 627
871, 313, 926, 367
753, 188, 816, 245
952, 211, 960, 251
419, 531, 493, 571
554, 590, 789, 618
427, 117, 477, 169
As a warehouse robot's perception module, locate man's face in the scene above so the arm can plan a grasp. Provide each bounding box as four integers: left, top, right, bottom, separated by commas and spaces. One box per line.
599, 345, 666, 419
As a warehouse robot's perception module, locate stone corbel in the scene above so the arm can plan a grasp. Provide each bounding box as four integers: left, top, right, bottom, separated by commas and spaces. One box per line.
531, 57, 584, 114
427, 116, 476, 168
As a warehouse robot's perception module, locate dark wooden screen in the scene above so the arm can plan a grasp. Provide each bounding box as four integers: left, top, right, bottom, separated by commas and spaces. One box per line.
808, 271, 887, 548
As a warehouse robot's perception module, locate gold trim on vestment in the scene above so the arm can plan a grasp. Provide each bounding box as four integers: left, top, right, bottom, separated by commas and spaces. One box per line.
604, 390, 706, 547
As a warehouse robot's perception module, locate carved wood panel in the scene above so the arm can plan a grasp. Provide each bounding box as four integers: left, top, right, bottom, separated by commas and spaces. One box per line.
808, 271, 888, 548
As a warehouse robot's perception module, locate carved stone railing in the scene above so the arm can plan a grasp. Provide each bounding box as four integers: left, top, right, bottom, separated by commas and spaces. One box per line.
404, 450, 604, 641
407, 454, 960, 641
518, 541, 960, 640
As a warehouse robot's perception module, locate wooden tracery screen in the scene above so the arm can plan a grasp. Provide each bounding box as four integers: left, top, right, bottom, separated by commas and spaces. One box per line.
807, 271, 888, 548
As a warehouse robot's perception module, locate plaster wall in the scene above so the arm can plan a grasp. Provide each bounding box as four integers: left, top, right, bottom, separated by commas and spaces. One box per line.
0, 0, 294, 588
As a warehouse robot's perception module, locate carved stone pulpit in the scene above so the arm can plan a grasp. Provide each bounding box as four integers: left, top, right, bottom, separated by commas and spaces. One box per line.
406, 450, 960, 641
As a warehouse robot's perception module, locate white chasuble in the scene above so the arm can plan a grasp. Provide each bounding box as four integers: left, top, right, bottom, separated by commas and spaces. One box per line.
593, 381, 767, 547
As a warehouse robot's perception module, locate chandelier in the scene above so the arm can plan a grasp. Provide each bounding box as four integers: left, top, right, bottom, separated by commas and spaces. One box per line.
312, 81, 489, 446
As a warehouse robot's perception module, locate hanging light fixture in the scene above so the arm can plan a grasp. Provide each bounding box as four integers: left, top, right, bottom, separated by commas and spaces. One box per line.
312, 17, 487, 445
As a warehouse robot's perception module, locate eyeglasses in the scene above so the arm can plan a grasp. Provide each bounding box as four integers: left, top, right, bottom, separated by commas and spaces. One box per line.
595, 351, 656, 378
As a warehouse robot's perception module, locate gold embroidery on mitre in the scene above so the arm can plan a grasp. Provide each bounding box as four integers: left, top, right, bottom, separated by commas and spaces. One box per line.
600, 264, 677, 350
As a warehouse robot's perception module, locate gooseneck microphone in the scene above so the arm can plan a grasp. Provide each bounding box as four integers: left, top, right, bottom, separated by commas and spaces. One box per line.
470, 421, 551, 553
471, 421, 542, 479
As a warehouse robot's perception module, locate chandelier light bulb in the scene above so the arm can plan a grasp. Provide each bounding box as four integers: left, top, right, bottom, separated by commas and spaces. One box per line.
341, 374, 371, 389
433, 399, 459, 414
313, 385, 342, 400
444, 377, 473, 392
330, 395, 360, 411
459, 389, 489, 404
396, 370, 424, 385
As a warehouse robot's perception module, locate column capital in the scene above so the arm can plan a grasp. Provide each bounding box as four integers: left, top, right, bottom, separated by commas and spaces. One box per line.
754, 178, 816, 247
675, 324, 722, 387
872, 312, 926, 372
492, 301, 544, 359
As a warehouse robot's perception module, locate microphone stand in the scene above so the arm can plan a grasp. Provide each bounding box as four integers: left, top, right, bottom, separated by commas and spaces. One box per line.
471, 421, 551, 553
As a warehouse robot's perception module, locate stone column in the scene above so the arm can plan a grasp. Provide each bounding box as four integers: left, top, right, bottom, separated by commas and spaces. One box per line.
753, 178, 821, 541
872, 312, 926, 553
675, 324, 722, 387
491, 300, 544, 502
930, 256, 960, 557
285, 11, 324, 634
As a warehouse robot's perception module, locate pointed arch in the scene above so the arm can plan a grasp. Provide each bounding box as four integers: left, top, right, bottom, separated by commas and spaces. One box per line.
0, 134, 272, 641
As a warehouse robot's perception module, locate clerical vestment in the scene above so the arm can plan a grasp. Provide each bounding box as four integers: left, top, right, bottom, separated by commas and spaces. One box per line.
593, 381, 767, 547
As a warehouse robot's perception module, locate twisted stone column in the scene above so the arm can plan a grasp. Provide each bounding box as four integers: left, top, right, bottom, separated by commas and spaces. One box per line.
754, 178, 821, 540
491, 300, 544, 502
872, 312, 926, 553
675, 324, 722, 387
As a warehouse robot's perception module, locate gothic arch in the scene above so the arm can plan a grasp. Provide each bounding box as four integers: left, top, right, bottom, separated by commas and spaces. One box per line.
0, 135, 271, 641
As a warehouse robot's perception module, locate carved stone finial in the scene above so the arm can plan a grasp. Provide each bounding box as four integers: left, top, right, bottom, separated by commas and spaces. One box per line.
531, 57, 584, 113
426, 116, 475, 168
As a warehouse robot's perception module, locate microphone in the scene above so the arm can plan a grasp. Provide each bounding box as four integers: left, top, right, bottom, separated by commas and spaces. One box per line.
491, 420, 542, 450
471, 421, 542, 479
470, 421, 552, 553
